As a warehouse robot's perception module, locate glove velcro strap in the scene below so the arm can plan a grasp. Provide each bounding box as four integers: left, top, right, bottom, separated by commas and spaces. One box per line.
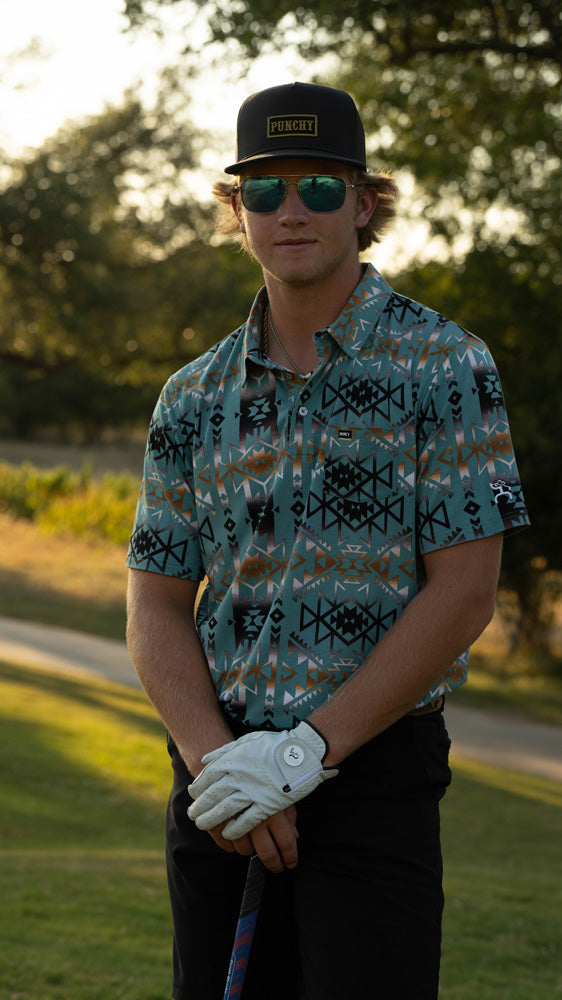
280, 763, 323, 793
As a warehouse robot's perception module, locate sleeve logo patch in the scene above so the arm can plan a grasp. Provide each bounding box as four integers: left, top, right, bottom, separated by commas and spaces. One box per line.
491, 480, 514, 503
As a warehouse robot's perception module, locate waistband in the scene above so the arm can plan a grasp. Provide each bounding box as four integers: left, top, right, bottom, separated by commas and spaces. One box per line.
408, 696, 445, 717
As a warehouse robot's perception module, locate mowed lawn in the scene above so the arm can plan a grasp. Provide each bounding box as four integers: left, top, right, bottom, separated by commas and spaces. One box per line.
1, 659, 561, 999
0, 661, 171, 1000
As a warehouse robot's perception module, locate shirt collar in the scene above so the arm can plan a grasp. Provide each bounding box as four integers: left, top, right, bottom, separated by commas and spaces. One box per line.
241, 264, 393, 384
326, 264, 394, 358
242, 287, 270, 384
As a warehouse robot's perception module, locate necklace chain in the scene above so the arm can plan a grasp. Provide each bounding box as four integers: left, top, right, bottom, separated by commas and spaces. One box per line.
264, 306, 313, 380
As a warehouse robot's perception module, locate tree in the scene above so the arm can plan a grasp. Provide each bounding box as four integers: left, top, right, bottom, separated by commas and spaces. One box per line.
0, 88, 261, 438
401, 249, 560, 659
124, 2, 561, 273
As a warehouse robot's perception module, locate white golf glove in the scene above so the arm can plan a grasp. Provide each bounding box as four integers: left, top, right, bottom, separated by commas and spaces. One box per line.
187, 721, 338, 839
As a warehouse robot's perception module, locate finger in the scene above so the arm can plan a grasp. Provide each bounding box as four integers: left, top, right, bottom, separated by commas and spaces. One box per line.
248, 813, 299, 874
207, 822, 254, 858
188, 763, 226, 797
221, 804, 266, 840
284, 803, 298, 828
230, 833, 254, 856
188, 788, 251, 827
258, 812, 299, 871
205, 821, 252, 856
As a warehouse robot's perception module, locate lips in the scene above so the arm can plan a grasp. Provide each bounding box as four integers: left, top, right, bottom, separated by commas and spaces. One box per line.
277, 239, 315, 246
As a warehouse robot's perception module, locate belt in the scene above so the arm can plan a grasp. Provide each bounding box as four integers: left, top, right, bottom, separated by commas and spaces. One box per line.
409, 696, 445, 717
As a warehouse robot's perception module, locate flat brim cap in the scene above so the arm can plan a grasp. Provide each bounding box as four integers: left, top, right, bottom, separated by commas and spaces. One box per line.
224, 82, 367, 174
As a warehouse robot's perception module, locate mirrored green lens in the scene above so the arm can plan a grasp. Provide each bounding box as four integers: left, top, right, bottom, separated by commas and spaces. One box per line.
240, 177, 286, 213
299, 176, 347, 212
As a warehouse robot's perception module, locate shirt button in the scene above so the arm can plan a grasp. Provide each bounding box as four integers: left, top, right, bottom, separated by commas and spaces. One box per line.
298, 406, 308, 417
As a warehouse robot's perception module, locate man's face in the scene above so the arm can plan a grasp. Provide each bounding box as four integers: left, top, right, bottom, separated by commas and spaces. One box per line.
232, 157, 376, 291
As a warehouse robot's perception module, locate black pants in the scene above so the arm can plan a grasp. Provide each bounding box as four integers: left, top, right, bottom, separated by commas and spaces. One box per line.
166, 708, 452, 1000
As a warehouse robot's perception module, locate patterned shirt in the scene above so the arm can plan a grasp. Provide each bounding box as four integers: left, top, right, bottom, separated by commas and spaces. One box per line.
127, 264, 529, 729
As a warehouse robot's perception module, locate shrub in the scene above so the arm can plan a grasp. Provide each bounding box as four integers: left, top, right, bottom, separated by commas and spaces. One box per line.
0, 462, 90, 519
38, 484, 138, 545
0, 463, 139, 544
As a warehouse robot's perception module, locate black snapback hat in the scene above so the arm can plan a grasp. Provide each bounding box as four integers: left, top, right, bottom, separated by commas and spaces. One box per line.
224, 82, 367, 174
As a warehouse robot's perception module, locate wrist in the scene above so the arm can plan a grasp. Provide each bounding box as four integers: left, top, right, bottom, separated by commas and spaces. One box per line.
183, 728, 234, 778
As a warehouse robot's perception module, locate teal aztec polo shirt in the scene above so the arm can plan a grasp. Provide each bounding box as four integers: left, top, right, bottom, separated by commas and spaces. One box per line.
127, 264, 529, 729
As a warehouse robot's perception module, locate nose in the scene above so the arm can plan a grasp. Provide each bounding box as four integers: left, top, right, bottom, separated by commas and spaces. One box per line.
278, 181, 309, 221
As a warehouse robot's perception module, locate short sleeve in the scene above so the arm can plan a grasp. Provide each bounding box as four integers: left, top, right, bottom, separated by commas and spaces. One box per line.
126, 384, 204, 579
416, 332, 530, 555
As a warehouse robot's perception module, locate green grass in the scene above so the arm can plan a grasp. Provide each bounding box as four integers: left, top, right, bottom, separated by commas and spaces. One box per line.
440, 760, 562, 998
1, 659, 561, 999
0, 659, 171, 999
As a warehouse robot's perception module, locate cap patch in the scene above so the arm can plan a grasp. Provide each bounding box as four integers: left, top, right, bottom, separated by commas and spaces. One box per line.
267, 114, 318, 138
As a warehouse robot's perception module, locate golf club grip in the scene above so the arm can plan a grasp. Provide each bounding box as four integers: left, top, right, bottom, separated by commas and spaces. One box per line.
223, 854, 267, 1000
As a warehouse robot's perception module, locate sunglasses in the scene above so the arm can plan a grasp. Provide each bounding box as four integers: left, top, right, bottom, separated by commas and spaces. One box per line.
237, 174, 357, 214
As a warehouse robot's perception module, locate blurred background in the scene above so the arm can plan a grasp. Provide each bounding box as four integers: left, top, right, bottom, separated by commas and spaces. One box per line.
0, 5, 561, 998
1, 0, 560, 670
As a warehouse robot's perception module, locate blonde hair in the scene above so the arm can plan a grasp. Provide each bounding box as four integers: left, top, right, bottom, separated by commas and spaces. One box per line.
212, 169, 398, 253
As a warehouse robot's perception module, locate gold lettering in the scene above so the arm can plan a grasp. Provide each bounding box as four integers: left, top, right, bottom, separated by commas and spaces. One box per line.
267, 115, 318, 138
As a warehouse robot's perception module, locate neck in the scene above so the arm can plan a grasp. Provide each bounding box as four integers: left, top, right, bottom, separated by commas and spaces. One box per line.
264, 306, 314, 378
264, 261, 363, 350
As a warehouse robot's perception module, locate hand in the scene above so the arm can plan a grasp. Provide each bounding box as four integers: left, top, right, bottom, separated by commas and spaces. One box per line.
206, 805, 299, 873
250, 805, 299, 873
187, 722, 338, 839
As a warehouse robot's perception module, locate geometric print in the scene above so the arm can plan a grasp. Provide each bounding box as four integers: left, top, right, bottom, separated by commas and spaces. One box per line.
127, 264, 530, 730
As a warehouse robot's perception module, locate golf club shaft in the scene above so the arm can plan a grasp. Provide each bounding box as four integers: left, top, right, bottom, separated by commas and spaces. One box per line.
223, 854, 266, 1000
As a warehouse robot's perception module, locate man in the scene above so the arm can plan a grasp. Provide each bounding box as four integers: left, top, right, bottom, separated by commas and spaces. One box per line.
126, 83, 529, 1000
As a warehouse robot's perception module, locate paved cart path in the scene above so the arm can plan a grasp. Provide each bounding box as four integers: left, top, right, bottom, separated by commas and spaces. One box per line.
1, 615, 561, 783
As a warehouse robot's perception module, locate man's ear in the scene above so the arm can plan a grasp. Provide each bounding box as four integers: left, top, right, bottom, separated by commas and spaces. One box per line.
231, 192, 245, 232
355, 187, 378, 229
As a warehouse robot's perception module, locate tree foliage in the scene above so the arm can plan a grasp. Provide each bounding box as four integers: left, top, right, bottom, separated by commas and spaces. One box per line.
0, 90, 260, 438
124, 0, 561, 61
125, 1, 561, 277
